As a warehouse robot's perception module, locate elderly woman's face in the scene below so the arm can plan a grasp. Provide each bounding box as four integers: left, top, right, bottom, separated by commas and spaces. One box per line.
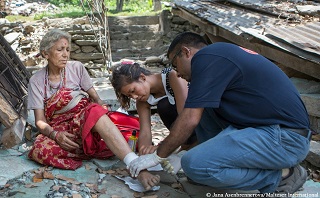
44, 38, 70, 68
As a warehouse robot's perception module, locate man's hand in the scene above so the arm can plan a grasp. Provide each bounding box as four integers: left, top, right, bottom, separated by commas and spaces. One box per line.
128, 152, 165, 177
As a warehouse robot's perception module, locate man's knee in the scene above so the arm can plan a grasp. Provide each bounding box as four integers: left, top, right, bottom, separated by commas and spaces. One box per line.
181, 151, 223, 187
181, 151, 193, 170
181, 151, 202, 176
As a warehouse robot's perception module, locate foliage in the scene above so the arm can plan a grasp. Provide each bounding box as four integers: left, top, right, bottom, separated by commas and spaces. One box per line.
106, 0, 153, 14
34, 5, 85, 20
47, 0, 80, 6
6, 0, 172, 21
5, 15, 35, 22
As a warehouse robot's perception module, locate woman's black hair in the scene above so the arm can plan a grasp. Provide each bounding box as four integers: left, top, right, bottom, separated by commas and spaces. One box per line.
111, 63, 151, 109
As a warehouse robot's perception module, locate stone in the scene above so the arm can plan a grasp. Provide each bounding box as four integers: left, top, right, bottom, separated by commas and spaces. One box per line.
24, 25, 35, 34
4, 32, 20, 44
81, 46, 96, 53
306, 141, 320, 168
145, 56, 162, 64
70, 52, 103, 60
291, 77, 320, 94
75, 40, 99, 46
1, 117, 26, 148
300, 94, 320, 117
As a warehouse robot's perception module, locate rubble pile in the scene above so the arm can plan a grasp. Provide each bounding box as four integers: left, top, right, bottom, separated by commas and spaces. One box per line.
5, 0, 59, 16
0, 16, 171, 78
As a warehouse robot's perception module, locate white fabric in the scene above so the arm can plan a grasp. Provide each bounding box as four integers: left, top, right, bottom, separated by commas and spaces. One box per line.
147, 72, 175, 105
115, 176, 160, 192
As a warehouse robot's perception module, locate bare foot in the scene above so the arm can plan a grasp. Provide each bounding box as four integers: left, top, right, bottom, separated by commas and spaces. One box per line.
137, 170, 160, 191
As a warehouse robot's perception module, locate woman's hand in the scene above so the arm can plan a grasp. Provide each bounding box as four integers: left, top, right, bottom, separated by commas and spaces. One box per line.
102, 104, 111, 111
139, 145, 158, 155
55, 132, 80, 151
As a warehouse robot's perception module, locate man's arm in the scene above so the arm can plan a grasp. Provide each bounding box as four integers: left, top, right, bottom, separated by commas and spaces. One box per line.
128, 107, 203, 177
157, 107, 203, 158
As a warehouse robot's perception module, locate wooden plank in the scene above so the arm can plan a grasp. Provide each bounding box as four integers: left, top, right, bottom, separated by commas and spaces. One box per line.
0, 93, 19, 128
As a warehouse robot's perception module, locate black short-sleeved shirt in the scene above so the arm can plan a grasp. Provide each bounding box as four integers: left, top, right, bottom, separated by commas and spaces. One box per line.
185, 42, 309, 129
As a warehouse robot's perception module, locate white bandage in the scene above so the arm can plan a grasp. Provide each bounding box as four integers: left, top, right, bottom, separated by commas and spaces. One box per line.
123, 152, 139, 167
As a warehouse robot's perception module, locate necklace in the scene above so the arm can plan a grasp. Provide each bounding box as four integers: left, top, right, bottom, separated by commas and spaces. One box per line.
44, 66, 66, 97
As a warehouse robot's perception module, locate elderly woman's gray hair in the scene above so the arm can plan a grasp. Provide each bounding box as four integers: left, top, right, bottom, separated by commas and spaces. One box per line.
39, 29, 71, 56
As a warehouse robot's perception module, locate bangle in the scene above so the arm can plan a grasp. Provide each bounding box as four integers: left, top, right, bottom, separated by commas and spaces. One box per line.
48, 130, 56, 139
53, 131, 60, 141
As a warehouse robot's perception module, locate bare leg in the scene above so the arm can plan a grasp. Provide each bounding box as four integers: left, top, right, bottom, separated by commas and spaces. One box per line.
137, 170, 160, 190
92, 114, 133, 160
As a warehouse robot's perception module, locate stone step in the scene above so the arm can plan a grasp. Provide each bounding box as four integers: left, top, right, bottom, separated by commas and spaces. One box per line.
109, 24, 160, 33
110, 31, 163, 41
108, 15, 159, 26
107, 15, 167, 62
111, 46, 168, 61
110, 39, 165, 49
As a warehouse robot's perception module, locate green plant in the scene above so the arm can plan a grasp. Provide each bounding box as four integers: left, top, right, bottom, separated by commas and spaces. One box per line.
7, 0, 172, 21
5, 15, 35, 22
34, 5, 86, 20
48, 0, 80, 6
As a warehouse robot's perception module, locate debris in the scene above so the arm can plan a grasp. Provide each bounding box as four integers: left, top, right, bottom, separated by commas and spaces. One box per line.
114, 175, 160, 193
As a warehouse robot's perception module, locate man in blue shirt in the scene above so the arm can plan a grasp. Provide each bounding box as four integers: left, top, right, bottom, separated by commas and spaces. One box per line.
127, 32, 311, 194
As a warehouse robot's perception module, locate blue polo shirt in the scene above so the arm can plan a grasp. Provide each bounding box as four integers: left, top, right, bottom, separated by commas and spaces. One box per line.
185, 42, 309, 129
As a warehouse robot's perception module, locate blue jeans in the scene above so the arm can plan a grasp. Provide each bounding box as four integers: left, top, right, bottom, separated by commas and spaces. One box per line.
181, 108, 310, 193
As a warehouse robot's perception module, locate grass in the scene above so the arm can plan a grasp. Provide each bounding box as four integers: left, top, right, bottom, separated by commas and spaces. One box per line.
5, 15, 35, 22
5, 0, 170, 22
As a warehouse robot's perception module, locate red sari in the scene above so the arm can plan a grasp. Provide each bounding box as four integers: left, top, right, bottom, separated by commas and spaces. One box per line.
28, 87, 115, 170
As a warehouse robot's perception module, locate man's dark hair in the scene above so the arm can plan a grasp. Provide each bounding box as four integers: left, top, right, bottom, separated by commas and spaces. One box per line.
167, 32, 208, 58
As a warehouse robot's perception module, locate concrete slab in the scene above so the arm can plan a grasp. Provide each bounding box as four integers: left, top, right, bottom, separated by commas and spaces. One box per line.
92, 156, 121, 171
300, 180, 320, 198
0, 150, 40, 186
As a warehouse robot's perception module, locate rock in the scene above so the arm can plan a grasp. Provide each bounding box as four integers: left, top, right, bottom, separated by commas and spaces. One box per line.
4, 32, 20, 44
145, 56, 162, 64
24, 25, 35, 34
0, 18, 10, 25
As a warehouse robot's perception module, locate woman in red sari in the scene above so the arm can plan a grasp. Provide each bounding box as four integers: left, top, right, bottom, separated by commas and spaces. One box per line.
27, 29, 159, 190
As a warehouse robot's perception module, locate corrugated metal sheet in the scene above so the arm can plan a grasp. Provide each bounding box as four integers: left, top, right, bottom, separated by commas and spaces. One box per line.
173, 0, 320, 75
266, 22, 320, 56
175, 0, 274, 35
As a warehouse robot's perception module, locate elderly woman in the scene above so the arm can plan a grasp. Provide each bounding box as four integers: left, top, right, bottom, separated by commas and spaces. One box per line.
27, 29, 159, 190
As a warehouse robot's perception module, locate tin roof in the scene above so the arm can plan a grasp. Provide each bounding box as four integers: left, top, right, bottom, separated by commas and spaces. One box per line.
172, 0, 320, 79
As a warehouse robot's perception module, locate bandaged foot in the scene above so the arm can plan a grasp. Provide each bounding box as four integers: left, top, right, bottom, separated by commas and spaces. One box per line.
137, 170, 160, 191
